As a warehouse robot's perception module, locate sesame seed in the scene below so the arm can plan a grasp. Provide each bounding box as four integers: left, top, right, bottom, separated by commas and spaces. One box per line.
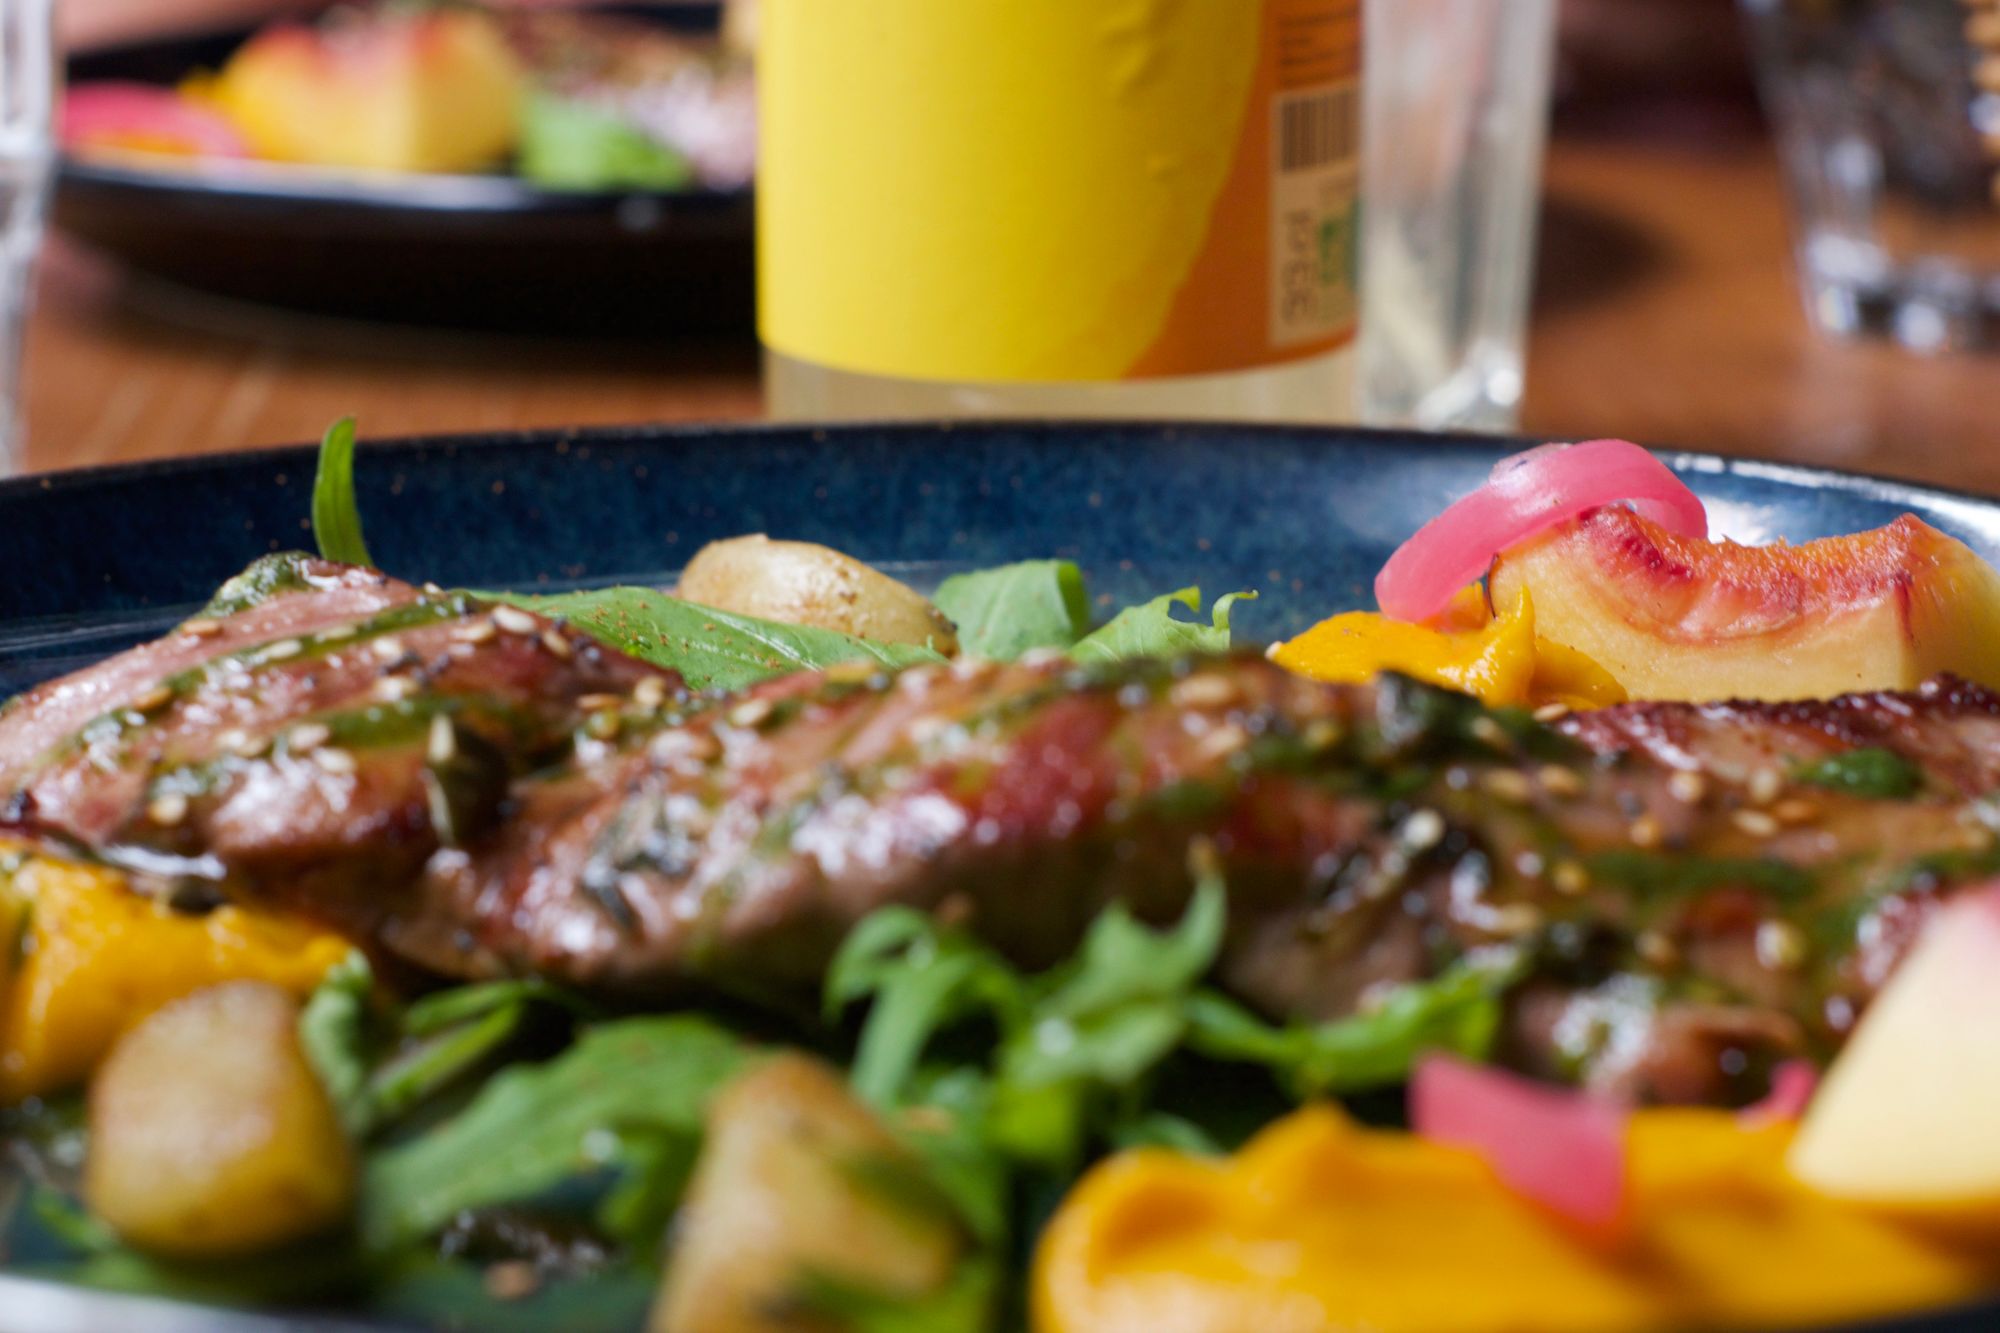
318, 625, 358, 642
1628, 814, 1665, 848
312, 747, 358, 774
1171, 675, 1240, 709
1756, 920, 1808, 970
129, 684, 175, 713
1401, 809, 1447, 852
578, 694, 624, 712
1303, 719, 1343, 751
1197, 724, 1249, 760
491, 606, 539, 635
1481, 770, 1534, 803
1489, 903, 1544, 937
374, 676, 417, 703
1552, 860, 1590, 896
262, 639, 303, 662
584, 711, 622, 741
1636, 930, 1680, 968
728, 698, 774, 729
1018, 648, 1067, 669
181, 617, 223, 638
452, 619, 498, 645
539, 629, 574, 659
1532, 702, 1572, 723
1667, 771, 1709, 805
287, 723, 330, 754
147, 793, 189, 826
219, 729, 265, 758
1773, 798, 1819, 825
633, 677, 668, 712
421, 582, 445, 597
1748, 766, 1784, 806
1469, 716, 1511, 749
370, 635, 406, 661
427, 715, 457, 764
1733, 809, 1780, 838
1537, 765, 1583, 798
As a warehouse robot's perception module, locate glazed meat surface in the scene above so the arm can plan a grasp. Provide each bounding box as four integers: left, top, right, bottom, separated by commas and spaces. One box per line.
8, 559, 2000, 1104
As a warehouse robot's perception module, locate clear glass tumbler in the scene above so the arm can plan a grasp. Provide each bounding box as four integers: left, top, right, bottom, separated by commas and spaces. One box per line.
1359, 0, 1559, 432
1741, 0, 2000, 351
0, 0, 52, 475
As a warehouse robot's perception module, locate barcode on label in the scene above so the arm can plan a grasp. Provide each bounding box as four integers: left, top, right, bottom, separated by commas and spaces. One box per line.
1276, 85, 1361, 174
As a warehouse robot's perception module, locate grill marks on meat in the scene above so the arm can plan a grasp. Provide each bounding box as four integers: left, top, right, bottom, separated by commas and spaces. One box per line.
10, 562, 2000, 1105
0, 554, 682, 935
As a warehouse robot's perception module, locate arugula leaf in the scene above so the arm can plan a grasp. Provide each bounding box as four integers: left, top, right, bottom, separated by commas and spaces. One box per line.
790, 1256, 1000, 1333
932, 560, 1092, 660
311, 417, 373, 567
298, 953, 376, 1138
362, 1015, 752, 1251
1069, 587, 1254, 664
498, 587, 945, 693
1185, 947, 1527, 1095
517, 91, 694, 193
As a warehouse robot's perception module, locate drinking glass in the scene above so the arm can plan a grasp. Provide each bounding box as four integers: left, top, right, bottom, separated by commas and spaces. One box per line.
1740, 0, 2000, 351
0, 0, 52, 475
1360, 0, 1559, 431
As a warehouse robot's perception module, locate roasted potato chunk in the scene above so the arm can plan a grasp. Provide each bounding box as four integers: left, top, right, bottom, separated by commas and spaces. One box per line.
678, 535, 959, 653
654, 1054, 964, 1332
85, 982, 355, 1258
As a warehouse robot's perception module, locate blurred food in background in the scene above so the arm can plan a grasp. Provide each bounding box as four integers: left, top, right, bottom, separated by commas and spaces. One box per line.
60, 1, 755, 192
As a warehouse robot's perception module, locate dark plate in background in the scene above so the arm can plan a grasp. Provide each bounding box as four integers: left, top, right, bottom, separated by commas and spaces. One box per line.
55, 7, 752, 337
4, 421, 2000, 1330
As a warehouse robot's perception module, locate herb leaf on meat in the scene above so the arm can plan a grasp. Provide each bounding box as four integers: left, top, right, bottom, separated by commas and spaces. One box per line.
932, 560, 1093, 660
311, 417, 374, 567
497, 587, 945, 692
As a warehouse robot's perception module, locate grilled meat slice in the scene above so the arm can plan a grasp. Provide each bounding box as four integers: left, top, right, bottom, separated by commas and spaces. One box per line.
0, 554, 678, 930
388, 658, 2000, 1102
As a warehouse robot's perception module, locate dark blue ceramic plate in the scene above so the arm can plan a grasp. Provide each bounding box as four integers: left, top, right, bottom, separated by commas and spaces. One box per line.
3, 421, 1999, 1332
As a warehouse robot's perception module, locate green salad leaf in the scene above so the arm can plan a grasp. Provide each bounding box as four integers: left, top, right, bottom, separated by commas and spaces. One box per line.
362, 1015, 752, 1251
932, 560, 1092, 660
1070, 587, 1254, 664
517, 91, 695, 193
299, 953, 376, 1137
498, 586, 945, 692
311, 417, 374, 567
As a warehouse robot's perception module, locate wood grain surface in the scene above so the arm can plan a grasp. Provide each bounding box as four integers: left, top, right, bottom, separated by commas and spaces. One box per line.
17, 127, 2000, 487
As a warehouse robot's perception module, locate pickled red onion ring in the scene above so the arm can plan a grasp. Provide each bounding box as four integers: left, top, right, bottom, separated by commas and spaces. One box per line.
1373, 440, 1708, 624
1411, 1054, 1629, 1238
62, 84, 252, 160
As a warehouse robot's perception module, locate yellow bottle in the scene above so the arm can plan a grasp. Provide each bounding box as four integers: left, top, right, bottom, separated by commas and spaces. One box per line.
760, 0, 1364, 423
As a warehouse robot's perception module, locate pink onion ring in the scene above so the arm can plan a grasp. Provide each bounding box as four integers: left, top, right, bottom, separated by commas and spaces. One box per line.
1738, 1060, 1819, 1127
1373, 440, 1708, 624
1411, 1053, 1629, 1238
62, 84, 252, 160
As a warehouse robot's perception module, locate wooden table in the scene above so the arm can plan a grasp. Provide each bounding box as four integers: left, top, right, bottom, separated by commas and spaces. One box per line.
16, 125, 2000, 487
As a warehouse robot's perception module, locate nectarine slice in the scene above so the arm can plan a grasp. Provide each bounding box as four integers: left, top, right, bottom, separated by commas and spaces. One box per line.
1489, 509, 2000, 702
1789, 885, 2000, 1224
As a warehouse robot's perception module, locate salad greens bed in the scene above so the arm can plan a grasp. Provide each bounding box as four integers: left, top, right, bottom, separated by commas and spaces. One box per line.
0, 424, 1521, 1329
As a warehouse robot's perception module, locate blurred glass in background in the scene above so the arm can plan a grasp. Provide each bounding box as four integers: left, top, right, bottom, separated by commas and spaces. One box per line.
1361, 0, 1558, 431
1742, 0, 2000, 351
0, 0, 53, 475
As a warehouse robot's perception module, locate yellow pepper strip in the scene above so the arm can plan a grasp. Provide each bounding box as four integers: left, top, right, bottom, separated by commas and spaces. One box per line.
1270, 587, 1626, 711
1034, 1105, 1994, 1333
0, 844, 352, 1102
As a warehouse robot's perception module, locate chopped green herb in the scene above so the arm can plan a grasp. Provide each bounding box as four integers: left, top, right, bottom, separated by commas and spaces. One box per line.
1793, 748, 1923, 799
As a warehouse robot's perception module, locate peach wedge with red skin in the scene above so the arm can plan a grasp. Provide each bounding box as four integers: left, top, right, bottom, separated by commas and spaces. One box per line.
1488, 508, 2000, 702
206, 10, 522, 174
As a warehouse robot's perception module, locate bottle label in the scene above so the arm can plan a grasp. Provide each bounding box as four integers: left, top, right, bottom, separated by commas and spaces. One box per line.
760, 0, 1363, 384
